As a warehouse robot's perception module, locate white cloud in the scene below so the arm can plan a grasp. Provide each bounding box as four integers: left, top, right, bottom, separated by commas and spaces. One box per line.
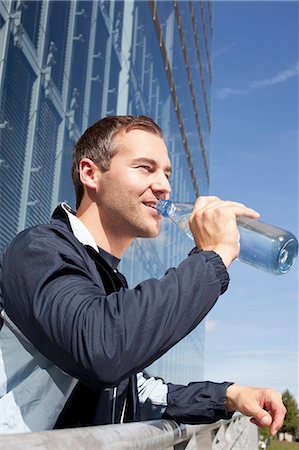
212, 42, 238, 60
214, 61, 299, 100
214, 87, 249, 99
205, 319, 218, 333
251, 62, 299, 88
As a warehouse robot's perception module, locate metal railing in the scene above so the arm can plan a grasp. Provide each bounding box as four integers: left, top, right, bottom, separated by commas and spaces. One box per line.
0, 415, 258, 449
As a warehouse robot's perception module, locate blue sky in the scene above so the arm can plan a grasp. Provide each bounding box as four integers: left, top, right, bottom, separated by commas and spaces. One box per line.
205, 1, 298, 401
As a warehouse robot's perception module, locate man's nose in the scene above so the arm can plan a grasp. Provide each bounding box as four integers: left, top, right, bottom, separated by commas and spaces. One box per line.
151, 173, 171, 199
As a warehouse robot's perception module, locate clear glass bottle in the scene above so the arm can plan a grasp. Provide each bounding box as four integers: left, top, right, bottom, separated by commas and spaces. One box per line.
155, 200, 298, 275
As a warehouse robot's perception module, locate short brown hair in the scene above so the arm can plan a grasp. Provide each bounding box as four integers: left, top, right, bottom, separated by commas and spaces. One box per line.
72, 115, 163, 209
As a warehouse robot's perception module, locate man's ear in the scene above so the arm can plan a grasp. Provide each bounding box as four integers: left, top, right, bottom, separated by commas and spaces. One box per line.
79, 158, 100, 191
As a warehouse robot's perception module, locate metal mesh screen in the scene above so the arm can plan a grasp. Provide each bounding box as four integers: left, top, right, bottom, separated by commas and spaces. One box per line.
0, 38, 35, 249
25, 91, 60, 228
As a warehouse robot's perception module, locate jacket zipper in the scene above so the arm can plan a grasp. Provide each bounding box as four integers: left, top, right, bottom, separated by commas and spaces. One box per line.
120, 398, 127, 424
112, 387, 117, 424
112, 387, 127, 424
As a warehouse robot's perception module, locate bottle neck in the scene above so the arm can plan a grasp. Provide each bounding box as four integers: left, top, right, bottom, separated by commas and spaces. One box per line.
155, 199, 174, 217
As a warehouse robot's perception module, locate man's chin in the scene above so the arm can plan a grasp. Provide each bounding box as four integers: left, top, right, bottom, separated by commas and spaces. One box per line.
138, 226, 161, 239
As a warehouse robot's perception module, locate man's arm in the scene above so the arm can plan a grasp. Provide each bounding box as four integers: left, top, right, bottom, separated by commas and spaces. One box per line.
2, 226, 229, 389
1, 197, 258, 391
163, 381, 234, 424
164, 383, 286, 435
137, 374, 286, 435
137, 373, 233, 423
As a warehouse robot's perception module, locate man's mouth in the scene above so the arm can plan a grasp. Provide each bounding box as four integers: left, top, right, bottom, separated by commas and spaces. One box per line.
142, 200, 158, 210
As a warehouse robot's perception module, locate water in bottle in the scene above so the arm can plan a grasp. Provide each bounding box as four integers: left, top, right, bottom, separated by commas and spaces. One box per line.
155, 199, 298, 275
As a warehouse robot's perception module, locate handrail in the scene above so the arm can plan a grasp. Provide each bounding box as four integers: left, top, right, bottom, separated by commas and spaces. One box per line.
0, 414, 258, 449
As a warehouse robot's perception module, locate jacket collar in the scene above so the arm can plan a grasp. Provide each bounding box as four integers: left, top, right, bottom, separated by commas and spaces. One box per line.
51, 203, 120, 270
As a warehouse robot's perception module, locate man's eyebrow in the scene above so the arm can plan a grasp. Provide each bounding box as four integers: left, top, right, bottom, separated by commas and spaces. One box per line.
131, 158, 172, 175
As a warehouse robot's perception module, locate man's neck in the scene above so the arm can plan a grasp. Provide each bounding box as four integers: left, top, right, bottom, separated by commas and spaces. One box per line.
76, 202, 133, 258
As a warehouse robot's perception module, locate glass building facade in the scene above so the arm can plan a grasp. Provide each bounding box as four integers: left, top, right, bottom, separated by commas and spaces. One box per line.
0, 0, 213, 384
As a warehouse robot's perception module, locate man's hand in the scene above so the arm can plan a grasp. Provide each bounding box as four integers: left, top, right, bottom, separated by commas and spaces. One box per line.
225, 384, 287, 436
189, 196, 260, 268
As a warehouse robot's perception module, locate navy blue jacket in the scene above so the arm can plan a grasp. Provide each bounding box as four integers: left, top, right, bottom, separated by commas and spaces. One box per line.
1, 205, 233, 428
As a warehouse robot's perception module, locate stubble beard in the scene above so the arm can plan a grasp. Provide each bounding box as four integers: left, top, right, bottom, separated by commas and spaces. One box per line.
101, 196, 160, 240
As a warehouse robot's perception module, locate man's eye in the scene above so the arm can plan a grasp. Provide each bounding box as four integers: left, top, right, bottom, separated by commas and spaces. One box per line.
138, 166, 151, 172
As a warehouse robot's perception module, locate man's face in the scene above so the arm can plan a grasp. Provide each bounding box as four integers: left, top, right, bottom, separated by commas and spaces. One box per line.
96, 129, 171, 240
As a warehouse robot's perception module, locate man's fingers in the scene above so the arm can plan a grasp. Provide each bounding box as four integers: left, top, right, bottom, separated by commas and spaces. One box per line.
250, 416, 271, 428
251, 411, 285, 437
190, 196, 260, 267
249, 405, 273, 428
260, 414, 272, 427
193, 196, 260, 219
249, 395, 286, 436
269, 405, 287, 436
225, 385, 286, 437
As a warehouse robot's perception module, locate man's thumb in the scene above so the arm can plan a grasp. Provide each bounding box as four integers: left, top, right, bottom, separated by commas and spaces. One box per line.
259, 412, 272, 427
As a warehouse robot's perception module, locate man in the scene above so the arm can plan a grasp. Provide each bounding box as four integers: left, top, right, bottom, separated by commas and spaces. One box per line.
0, 115, 285, 434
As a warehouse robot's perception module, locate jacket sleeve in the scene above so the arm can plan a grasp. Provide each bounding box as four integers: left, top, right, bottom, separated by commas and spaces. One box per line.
163, 381, 235, 424
2, 226, 229, 389
137, 372, 234, 424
